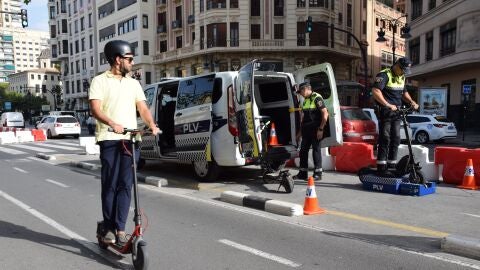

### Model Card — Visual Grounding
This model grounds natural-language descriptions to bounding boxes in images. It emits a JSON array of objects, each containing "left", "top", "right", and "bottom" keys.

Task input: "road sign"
[
  {"left": 4, "top": 101, "right": 11, "bottom": 110},
  {"left": 463, "top": 85, "right": 472, "bottom": 95}
]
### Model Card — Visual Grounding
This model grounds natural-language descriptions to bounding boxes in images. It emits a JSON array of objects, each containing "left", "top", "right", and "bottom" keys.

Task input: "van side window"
[
  {"left": 144, "top": 86, "right": 155, "bottom": 107},
  {"left": 236, "top": 66, "right": 252, "bottom": 105},
  {"left": 177, "top": 74, "right": 215, "bottom": 110},
  {"left": 212, "top": 78, "right": 223, "bottom": 104},
  {"left": 305, "top": 72, "right": 332, "bottom": 99}
]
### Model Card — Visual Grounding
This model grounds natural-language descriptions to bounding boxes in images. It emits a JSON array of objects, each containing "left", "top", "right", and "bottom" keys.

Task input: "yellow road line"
[{"left": 327, "top": 210, "right": 449, "bottom": 238}]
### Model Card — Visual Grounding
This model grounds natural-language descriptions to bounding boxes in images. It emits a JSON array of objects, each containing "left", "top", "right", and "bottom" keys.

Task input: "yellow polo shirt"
[{"left": 89, "top": 70, "right": 146, "bottom": 142}]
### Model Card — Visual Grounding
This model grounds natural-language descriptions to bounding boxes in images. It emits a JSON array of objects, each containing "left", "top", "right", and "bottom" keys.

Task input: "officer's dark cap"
[
  {"left": 394, "top": 57, "right": 412, "bottom": 75},
  {"left": 296, "top": 82, "right": 311, "bottom": 93}
]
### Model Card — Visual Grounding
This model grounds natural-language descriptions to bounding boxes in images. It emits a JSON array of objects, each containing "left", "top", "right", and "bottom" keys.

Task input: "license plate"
[{"left": 362, "top": 135, "right": 374, "bottom": 140}]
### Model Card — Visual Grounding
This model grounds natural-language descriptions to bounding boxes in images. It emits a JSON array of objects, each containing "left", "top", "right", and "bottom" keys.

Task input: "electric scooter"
[
  {"left": 96, "top": 128, "right": 152, "bottom": 270},
  {"left": 359, "top": 105, "right": 425, "bottom": 185}
]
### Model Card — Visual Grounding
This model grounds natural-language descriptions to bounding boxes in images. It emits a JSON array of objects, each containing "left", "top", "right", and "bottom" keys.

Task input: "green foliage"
[
  {"left": 1, "top": 89, "right": 48, "bottom": 114},
  {"left": 23, "top": 0, "right": 31, "bottom": 4}
]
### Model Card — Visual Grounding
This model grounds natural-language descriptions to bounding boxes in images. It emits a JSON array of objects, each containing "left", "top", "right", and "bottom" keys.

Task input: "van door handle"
[{"left": 175, "top": 112, "right": 182, "bottom": 116}]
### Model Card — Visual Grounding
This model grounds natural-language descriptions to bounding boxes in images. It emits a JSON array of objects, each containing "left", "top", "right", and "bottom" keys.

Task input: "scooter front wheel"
[{"left": 132, "top": 241, "right": 149, "bottom": 270}]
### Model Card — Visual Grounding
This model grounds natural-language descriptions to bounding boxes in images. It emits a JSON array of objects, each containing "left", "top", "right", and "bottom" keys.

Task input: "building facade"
[
  {"left": 0, "top": 0, "right": 22, "bottom": 28},
  {"left": 48, "top": 0, "right": 98, "bottom": 117},
  {"left": 0, "top": 29, "right": 14, "bottom": 82},
  {"left": 406, "top": 0, "right": 480, "bottom": 129},
  {"left": 11, "top": 28, "right": 50, "bottom": 72}
]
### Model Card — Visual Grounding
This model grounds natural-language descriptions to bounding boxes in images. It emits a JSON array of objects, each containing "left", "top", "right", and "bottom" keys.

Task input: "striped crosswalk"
[{"left": 0, "top": 140, "right": 84, "bottom": 156}]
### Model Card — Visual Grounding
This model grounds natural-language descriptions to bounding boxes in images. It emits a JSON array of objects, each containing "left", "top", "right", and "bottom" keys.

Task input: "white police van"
[{"left": 139, "top": 60, "right": 342, "bottom": 181}]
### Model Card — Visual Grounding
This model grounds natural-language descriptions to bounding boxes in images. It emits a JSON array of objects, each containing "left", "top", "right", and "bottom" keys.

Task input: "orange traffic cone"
[
  {"left": 303, "top": 176, "right": 326, "bottom": 215},
  {"left": 458, "top": 159, "right": 479, "bottom": 190},
  {"left": 268, "top": 122, "right": 280, "bottom": 146}
]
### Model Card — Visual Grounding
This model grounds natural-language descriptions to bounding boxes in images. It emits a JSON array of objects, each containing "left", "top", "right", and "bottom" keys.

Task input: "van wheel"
[{"left": 192, "top": 160, "right": 220, "bottom": 182}]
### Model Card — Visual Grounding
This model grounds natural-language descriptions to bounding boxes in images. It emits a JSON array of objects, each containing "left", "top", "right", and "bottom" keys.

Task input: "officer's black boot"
[
  {"left": 294, "top": 170, "right": 308, "bottom": 180},
  {"left": 377, "top": 163, "right": 387, "bottom": 176},
  {"left": 313, "top": 169, "right": 323, "bottom": 181}
]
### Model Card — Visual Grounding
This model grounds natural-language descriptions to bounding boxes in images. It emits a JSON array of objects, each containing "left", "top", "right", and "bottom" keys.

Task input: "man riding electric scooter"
[
  {"left": 372, "top": 57, "right": 419, "bottom": 175},
  {"left": 89, "top": 40, "right": 160, "bottom": 246}
]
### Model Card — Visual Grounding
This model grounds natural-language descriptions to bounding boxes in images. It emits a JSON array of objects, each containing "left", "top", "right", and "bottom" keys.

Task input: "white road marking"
[
  {"left": 462, "top": 213, "right": 480, "bottom": 218},
  {"left": 0, "top": 147, "right": 27, "bottom": 155},
  {"left": 13, "top": 167, "right": 28, "bottom": 173},
  {"left": 34, "top": 143, "right": 81, "bottom": 151},
  {"left": 0, "top": 189, "right": 131, "bottom": 269},
  {"left": 53, "top": 141, "right": 81, "bottom": 147},
  {"left": 218, "top": 239, "right": 301, "bottom": 268},
  {"left": 9, "top": 144, "right": 56, "bottom": 153},
  {"left": 46, "top": 179, "right": 69, "bottom": 188}
]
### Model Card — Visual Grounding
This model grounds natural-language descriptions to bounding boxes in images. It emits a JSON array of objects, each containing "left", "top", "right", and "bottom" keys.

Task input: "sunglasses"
[{"left": 122, "top": 56, "right": 134, "bottom": 63}]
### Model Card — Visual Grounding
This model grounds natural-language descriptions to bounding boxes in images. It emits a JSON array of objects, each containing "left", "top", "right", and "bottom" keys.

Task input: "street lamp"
[
  {"left": 42, "top": 81, "right": 63, "bottom": 111},
  {"left": 376, "top": 14, "right": 411, "bottom": 60}
]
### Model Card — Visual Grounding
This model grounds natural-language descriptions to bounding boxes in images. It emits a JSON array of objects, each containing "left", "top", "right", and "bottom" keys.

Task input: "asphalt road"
[{"left": 1, "top": 139, "right": 479, "bottom": 269}]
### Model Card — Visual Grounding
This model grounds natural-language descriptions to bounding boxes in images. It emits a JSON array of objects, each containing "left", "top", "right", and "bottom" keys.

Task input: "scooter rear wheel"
[{"left": 132, "top": 241, "right": 149, "bottom": 270}]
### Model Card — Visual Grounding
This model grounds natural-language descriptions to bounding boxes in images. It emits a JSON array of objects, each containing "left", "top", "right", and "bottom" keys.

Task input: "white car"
[
  {"left": 362, "top": 108, "right": 413, "bottom": 141},
  {"left": 405, "top": 114, "right": 457, "bottom": 144},
  {"left": 36, "top": 115, "right": 81, "bottom": 139}
]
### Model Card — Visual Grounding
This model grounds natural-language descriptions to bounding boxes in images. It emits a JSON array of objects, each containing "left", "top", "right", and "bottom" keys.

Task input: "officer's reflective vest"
[
  {"left": 381, "top": 68, "right": 405, "bottom": 91},
  {"left": 302, "top": 92, "right": 322, "bottom": 125}
]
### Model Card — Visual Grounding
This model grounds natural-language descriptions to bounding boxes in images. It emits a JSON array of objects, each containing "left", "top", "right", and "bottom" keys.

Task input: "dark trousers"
[
  {"left": 377, "top": 108, "right": 401, "bottom": 165},
  {"left": 299, "top": 127, "right": 322, "bottom": 171},
  {"left": 99, "top": 140, "right": 139, "bottom": 232}
]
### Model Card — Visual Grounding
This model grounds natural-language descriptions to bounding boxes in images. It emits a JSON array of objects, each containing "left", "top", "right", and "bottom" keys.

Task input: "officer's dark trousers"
[
  {"left": 99, "top": 140, "right": 139, "bottom": 232},
  {"left": 299, "top": 127, "right": 322, "bottom": 171},
  {"left": 377, "top": 108, "right": 401, "bottom": 167}
]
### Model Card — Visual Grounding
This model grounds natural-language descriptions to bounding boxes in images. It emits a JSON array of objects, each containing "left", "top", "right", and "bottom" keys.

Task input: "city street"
[{"left": 0, "top": 138, "right": 479, "bottom": 269}]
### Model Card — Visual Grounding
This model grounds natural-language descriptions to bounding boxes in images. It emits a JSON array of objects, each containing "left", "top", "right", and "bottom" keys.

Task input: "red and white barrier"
[{"left": 0, "top": 131, "right": 18, "bottom": 144}]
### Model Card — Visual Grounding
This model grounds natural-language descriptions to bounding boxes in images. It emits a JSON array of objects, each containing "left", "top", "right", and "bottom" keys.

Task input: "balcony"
[
  {"left": 157, "top": 25, "right": 167, "bottom": 34},
  {"left": 187, "top": 15, "right": 195, "bottom": 24},
  {"left": 171, "top": 20, "right": 182, "bottom": 30}
]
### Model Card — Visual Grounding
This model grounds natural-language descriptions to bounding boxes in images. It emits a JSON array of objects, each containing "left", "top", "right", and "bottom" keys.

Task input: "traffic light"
[
  {"left": 306, "top": 16, "right": 313, "bottom": 33},
  {"left": 20, "top": 9, "right": 28, "bottom": 28}
]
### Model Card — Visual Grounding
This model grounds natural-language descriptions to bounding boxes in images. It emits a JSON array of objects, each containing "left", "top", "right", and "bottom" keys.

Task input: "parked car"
[
  {"left": 36, "top": 115, "right": 81, "bottom": 139},
  {"left": 340, "top": 106, "right": 377, "bottom": 144},
  {"left": 1, "top": 112, "right": 25, "bottom": 128},
  {"left": 405, "top": 114, "right": 457, "bottom": 144},
  {"left": 362, "top": 108, "right": 413, "bottom": 141}
]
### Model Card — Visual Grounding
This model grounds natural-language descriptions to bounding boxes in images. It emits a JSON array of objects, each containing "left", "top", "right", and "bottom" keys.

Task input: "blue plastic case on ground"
[
  {"left": 399, "top": 182, "right": 436, "bottom": 196},
  {"left": 359, "top": 174, "right": 404, "bottom": 194}
]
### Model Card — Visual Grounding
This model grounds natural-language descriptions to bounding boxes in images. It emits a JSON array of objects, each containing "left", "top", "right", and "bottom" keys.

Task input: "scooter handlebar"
[{"left": 107, "top": 127, "right": 163, "bottom": 135}]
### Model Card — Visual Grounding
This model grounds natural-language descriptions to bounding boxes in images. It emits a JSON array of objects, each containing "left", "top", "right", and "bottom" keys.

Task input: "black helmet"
[
  {"left": 394, "top": 57, "right": 412, "bottom": 75},
  {"left": 104, "top": 40, "right": 133, "bottom": 65}
]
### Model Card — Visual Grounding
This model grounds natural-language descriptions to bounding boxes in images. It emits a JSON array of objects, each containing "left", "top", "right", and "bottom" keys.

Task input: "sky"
[{"left": 24, "top": 0, "right": 49, "bottom": 32}]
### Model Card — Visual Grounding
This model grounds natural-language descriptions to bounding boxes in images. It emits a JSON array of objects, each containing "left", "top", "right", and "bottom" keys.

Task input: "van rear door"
[
  {"left": 294, "top": 63, "right": 343, "bottom": 147},
  {"left": 173, "top": 74, "right": 215, "bottom": 161},
  {"left": 234, "top": 60, "right": 263, "bottom": 158}
]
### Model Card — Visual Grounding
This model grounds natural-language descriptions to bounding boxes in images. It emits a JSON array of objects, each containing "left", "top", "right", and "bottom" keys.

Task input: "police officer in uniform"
[
  {"left": 295, "top": 82, "right": 329, "bottom": 180},
  {"left": 372, "top": 57, "right": 419, "bottom": 173}
]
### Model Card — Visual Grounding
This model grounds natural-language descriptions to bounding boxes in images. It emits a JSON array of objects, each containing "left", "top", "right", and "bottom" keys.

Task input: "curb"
[
  {"left": 144, "top": 176, "right": 168, "bottom": 187},
  {"left": 441, "top": 234, "right": 480, "bottom": 260},
  {"left": 36, "top": 153, "right": 56, "bottom": 160},
  {"left": 70, "top": 161, "right": 99, "bottom": 171},
  {"left": 220, "top": 191, "right": 303, "bottom": 216}
]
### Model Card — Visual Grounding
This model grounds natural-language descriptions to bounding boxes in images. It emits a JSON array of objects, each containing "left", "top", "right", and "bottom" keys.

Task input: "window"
[
  {"left": 274, "top": 0, "right": 283, "bottom": 16},
  {"left": 145, "top": 72, "right": 151, "bottom": 84},
  {"left": 143, "top": 40, "right": 149, "bottom": 55},
  {"left": 425, "top": 31, "right": 433, "bottom": 61},
  {"left": 346, "top": 3, "right": 352, "bottom": 27},
  {"left": 89, "top": 34, "right": 93, "bottom": 49},
  {"left": 428, "top": 0, "right": 436, "bottom": 10},
  {"left": 117, "top": 0, "right": 137, "bottom": 10},
  {"left": 44, "top": 75, "right": 48, "bottom": 80},
  {"left": 76, "top": 60, "right": 80, "bottom": 73},
  {"left": 81, "top": 38, "right": 85, "bottom": 51},
  {"left": 49, "top": 6, "right": 55, "bottom": 19},
  {"left": 409, "top": 37, "right": 420, "bottom": 65},
  {"left": 75, "top": 40, "right": 79, "bottom": 53},
  {"left": 80, "top": 17, "right": 85, "bottom": 31},
  {"left": 251, "top": 24, "right": 260, "bottom": 39},
  {"left": 200, "top": 26, "right": 205, "bottom": 49},
  {"left": 207, "top": 23, "right": 227, "bottom": 47},
  {"left": 74, "top": 20, "right": 78, "bottom": 33},
  {"left": 176, "top": 74, "right": 215, "bottom": 110},
  {"left": 440, "top": 20, "right": 456, "bottom": 56},
  {"left": 309, "top": 0, "right": 328, "bottom": 8},
  {"left": 118, "top": 16, "right": 137, "bottom": 35},
  {"left": 31, "top": 74, "right": 34, "bottom": 79},
  {"left": 131, "top": 42, "right": 139, "bottom": 56},
  {"left": 99, "top": 24, "right": 116, "bottom": 42},
  {"left": 274, "top": 24, "right": 284, "bottom": 39},
  {"left": 297, "top": 22, "right": 306, "bottom": 46},
  {"left": 99, "top": 52, "right": 107, "bottom": 65},
  {"left": 98, "top": 1, "right": 115, "bottom": 19},
  {"left": 176, "top": 36, "right": 183, "bottom": 49},
  {"left": 142, "top": 15, "right": 148, "bottom": 28},
  {"left": 88, "top": 13, "right": 92, "bottom": 27},
  {"left": 160, "top": 40, "right": 167, "bottom": 52},
  {"left": 251, "top": 0, "right": 260, "bottom": 16},
  {"left": 230, "top": 0, "right": 238, "bottom": 8},
  {"left": 411, "top": 0, "right": 422, "bottom": 20},
  {"left": 230, "top": 22, "right": 239, "bottom": 47}
]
